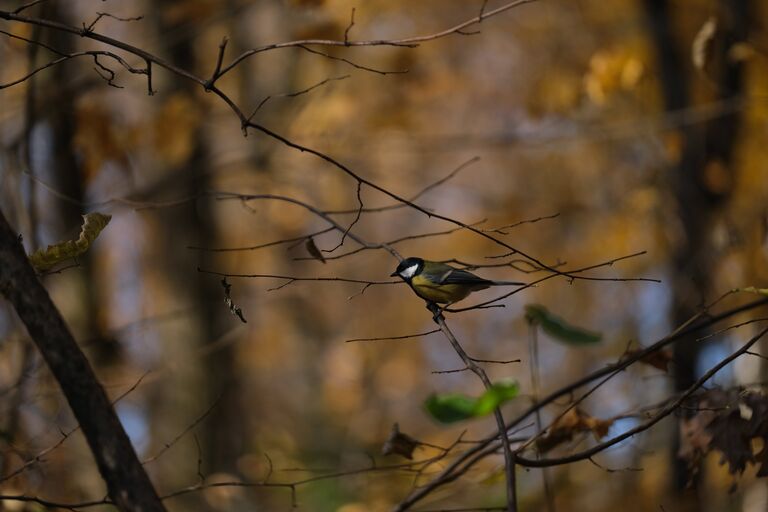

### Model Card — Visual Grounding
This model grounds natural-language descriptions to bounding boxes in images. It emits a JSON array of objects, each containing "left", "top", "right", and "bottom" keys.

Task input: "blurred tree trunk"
[
  {"left": 644, "top": 0, "right": 747, "bottom": 507},
  {"left": 156, "top": 0, "right": 245, "bottom": 481},
  {"left": 44, "top": 2, "right": 115, "bottom": 363}
]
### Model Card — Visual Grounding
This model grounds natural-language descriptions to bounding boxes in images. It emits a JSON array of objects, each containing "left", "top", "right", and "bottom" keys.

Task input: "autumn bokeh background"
[{"left": 1, "top": 0, "right": 768, "bottom": 510}]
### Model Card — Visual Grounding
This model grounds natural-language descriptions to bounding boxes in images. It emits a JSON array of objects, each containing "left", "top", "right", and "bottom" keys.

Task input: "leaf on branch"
[
  {"left": 536, "top": 407, "right": 614, "bottom": 453},
  {"left": 525, "top": 304, "right": 602, "bottom": 345},
  {"left": 381, "top": 423, "right": 419, "bottom": 459},
  {"left": 221, "top": 278, "right": 247, "bottom": 323},
  {"left": 424, "top": 379, "right": 519, "bottom": 424},
  {"left": 305, "top": 237, "right": 326, "bottom": 264},
  {"left": 28, "top": 212, "right": 111, "bottom": 271},
  {"left": 679, "top": 388, "right": 768, "bottom": 481},
  {"left": 625, "top": 347, "right": 673, "bottom": 372}
]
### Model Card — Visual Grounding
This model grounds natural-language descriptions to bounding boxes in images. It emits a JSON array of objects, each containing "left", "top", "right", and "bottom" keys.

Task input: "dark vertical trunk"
[
  {"left": 644, "top": 0, "right": 747, "bottom": 505},
  {"left": 45, "top": 3, "right": 110, "bottom": 359},
  {"left": 157, "top": 0, "right": 244, "bottom": 478}
]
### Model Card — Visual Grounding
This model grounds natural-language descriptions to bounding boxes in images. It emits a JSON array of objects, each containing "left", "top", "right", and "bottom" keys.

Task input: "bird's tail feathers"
[{"left": 490, "top": 280, "right": 525, "bottom": 286}]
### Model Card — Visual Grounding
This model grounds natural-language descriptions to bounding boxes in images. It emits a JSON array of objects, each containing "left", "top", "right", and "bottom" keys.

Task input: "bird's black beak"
[{"left": 390, "top": 271, "right": 399, "bottom": 277}]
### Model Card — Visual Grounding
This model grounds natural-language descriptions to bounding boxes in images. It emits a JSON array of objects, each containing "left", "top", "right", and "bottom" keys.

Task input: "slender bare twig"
[
  {"left": 204, "top": 36, "right": 228, "bottom": 90},
  {"left": 297, "top": 44, "right": 408, "bottom": 75},
  {"left": 344, "top": 7, "right": 356, "bottom": 45},
  {"left": 345, "top": 329, "right": 440, "bottom": 343},
  {"left": 430, "top": 307, "right": 517, "bottom": 512},
  {"left": 197, "top": 268, "right": 398, "bottom": 289},
  {"left": 247, "top": 74, "right": 350, "bottom": 119},
  {"left": 296, "top": 220, "right": 488, "bottom": 261},
  {"left": 324, "top": 156, "right": 481, "bottom": 214},
  {"left": 448, "top": 251, "right": 659, "bottom": 313},
  {"left": 12, "top": 0, "right": 51, "bottom": 15},
  {"left": 187, "top": 227, "right": 336, "bottom": 253},
  {"left": 216, "top": 0, "right": 538, "bottom": 78},
  {"left": 82, "top": 11, "right": 143, "bottom": 33},
  {"left": 143, "top": 395, "right": 223, "bottom": 464}
]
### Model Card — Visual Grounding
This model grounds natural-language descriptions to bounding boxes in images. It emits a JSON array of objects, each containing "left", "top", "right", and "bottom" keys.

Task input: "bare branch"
[
  {"left": 204, "top": 36, "right": 228, "bottom": 90},
  {"left": 82, "top": 11, "right": 143, "bottom": 34},
  {"left": 344, "top": 7, "right": 356, "bottom": 45},
  {"left": 247, "top": 74, "right": 350, "bottom": 120},
  {"left": 187, "top": 227, "right": 335, "bottom": 253},
  {"left": 197, "top": 268, "right": 398, "bottom": 288},
  {"left": 12, "top": 0, "right": 51, "bottom": 15},
  {"left": 297, "top": 44, "right": 408, "bottom": 75},
  {"left": 143, "top": 395, "right": 222, "bottom": 465},
  {"left": 345, "top": 329, "right": 440, "bottom": 343},
  {"left": 324, "top": 181, "right": 363, "bottom": 252},
  {"left": 218, "top": 0, "right": 538, "bottom": 78}
]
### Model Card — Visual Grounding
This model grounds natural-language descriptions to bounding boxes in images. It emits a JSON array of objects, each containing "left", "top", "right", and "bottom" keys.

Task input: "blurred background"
[{"left": 1, "top": 0, "right": 768, "bottom": 510}]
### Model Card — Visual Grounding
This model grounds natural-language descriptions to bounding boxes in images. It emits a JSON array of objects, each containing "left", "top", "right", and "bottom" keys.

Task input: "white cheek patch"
[{"left": 400, "top": 264, "right": 419, "bottom": 279}]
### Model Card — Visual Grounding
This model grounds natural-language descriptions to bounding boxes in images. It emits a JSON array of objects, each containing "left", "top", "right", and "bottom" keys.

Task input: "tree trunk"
[{"left": 0, "top": 210, "right": 166, "bottom": 512}]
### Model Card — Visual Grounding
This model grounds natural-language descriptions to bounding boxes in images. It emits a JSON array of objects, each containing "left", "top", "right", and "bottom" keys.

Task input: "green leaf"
[
  {"left": 425, "top": 380, "right": 520, "bottom": 424},
  {"left": 28, "top": 212, "right": 112, "bottom": 272},
  {"left": 525, "top": 304, "right": 602, "bottom": 345},
  {"left": 425, "top": 393, "right": 478, "bottom": 423},
  {"left": 474, "top": 379, "right": 520, "bottom": 416}
]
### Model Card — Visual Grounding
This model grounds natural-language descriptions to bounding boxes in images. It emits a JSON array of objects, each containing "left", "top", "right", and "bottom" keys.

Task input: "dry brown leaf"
[
  {"left": 537, "top": 407, "right": 613, "bottom": 453},
  {"left": 381, "top": 423, "right": 419, "bottom": 460},
  {"left": 679, "top": 389, "right": 768, "bottom": 480},
  {"left": 305, "top": 237, "right": 326, "bottom": 264},
  {"left": 626, "top": 347, "right": 673, "bottom": 372}
]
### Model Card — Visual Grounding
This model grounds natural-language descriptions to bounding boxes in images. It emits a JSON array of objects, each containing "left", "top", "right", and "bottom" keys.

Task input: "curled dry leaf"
[
  {"left": 28, "top": 212, "right": 111, "bottom": 271},
  {"left": 221, "top": 278, "right": 247, "bottom": 323},
  {"left": 382, "top": 423, "right": 419, "bottom": 460},
  {"left": 305, "top": 237, "right": 326, "bottom": 264},
  {"left": 625, "top": 347, "right": 673, "bottom": 372},
  {"left": 536, "top": 407, "right": 614, "bottom": 453}
]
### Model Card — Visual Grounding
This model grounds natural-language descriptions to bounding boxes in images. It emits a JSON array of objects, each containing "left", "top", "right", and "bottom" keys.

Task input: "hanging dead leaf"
[
  {"left": 305, "top": 237, "right": 326, "bottom": 264},
  {"left": 221, "top": 278, "right": 247, "bottom": 323},
  {"left": 381, "top": 423, "right": 419, "bottom": 460},
  {"left": 28, "top": 213, "right": 111, "bottom": 272},
  {"left": 625, "top": 347, "right": 673, "bottom": 372},
  {"left": 536, "top": 407, "right": 613, "bottom": 453}
]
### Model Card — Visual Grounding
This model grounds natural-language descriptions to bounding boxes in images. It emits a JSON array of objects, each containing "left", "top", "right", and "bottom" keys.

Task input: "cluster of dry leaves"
[{"left": 679, "top": 388, "right": 768, "bottom": 487}]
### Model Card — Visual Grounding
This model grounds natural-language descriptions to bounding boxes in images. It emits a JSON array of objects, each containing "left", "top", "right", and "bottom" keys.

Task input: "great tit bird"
[{"left": 390, "top": 257, "right": 525, "bottom": 306}]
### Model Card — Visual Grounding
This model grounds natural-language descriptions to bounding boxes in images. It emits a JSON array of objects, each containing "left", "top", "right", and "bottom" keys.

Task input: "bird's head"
[{"left": 390, "top": 257, "right": 424, "bottom": 281}]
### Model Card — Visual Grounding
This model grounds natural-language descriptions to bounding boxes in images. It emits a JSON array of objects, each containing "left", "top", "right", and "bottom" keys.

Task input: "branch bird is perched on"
[{"left": 391, "top": 257, "right": 524, "bottom": 307}]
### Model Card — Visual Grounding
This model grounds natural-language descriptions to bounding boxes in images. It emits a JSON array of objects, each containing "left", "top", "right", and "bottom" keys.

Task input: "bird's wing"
[{"left": 431, "top": 267, "right": 492, "bottom": 286}]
